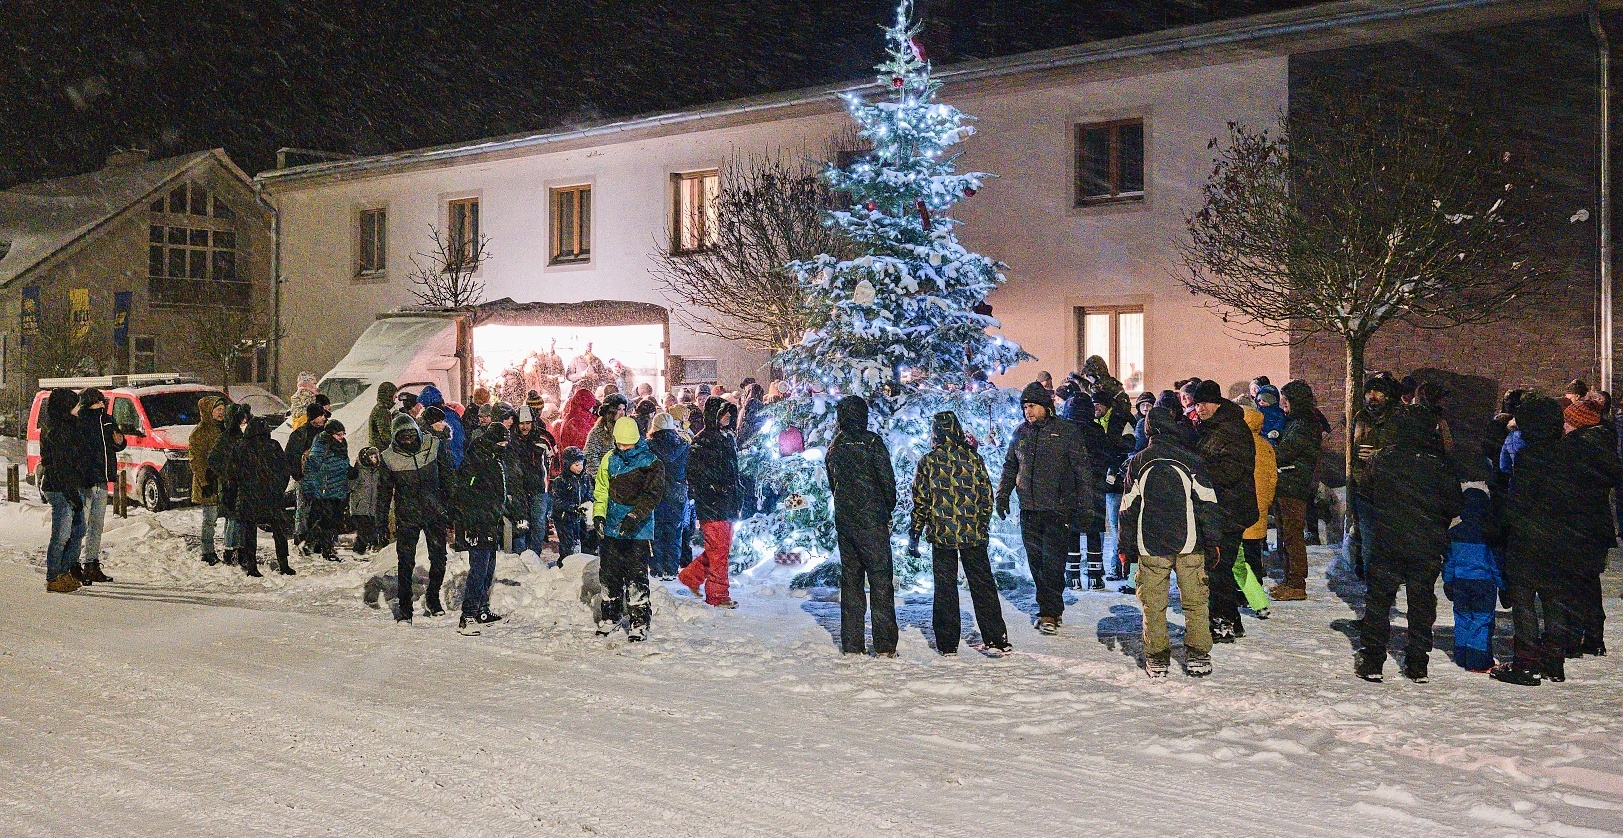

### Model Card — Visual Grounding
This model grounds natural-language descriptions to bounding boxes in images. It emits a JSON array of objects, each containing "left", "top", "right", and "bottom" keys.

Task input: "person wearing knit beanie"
[
  {"left": 593, "top": 414, "right": 664, "bottom": 641},
  {"left": 1192, "top": 379, "right": 1223, "bottom": 405},
  {"left": 1565, "top": 400, "right": 1602, "bottom": 431},
  {"left": 526, "top": 390, "right": 545, "bottom": 412}
]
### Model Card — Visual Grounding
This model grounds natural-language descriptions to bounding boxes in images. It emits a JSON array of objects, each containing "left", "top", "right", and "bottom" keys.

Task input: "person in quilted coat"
[{"left": 911, "top": 411, "right": 1009, "bottom": 656}]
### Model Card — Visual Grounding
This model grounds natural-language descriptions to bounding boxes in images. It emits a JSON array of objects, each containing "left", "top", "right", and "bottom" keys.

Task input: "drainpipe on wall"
[
  {"left": 1593, "top": 9, "right": 1613, "bottom": 392},
  {"left": 252, "top": 181, "right": 282, "bottom": 393}
]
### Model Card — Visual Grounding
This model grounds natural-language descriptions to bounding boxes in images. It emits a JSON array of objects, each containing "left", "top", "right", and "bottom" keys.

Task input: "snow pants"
[
  {"left": 651, "top": 486, "right": 688, "bottom": 577},
  {"left": 930, "top": 544, "right": 1007, "bottom": 653},
  {"left": 1234, "top": 542, "right": 1271, "bottom": 614},
  {"left": 1138, "top": 551, "right": 1211, "bottom": 656},
  {"left": 678, "top": 519, "right": 733, "bottom": 605},
  {"left": 1208, "top": 530, "right": 1244, "bottom": 631},
  {"left": 837, "top": 524, "right": 898, "bottom": 655},
  {"left": 554, "top": 514, "right": 582, "bottom": 559},
  {"left": 1020, "top": 510, "right": 1071, "bottom": 620},
  {"left": 599, "top": 537, "right": 652, "bottom": 631},
  {"left": 1443, "top": 577, "right": 1498, "bottom": 671},
  {"left": 396, "top": 523, "right": 448, "bottom": 618},
  {"left": 1358, "top": 550, "right": 1442, "bottom": 661},
  {"left": 463, "top": 546, "right": 495, "bottom": 617}
]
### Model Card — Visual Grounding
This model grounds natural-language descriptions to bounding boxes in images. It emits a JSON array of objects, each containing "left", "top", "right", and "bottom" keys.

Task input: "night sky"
[{"left": 0, "top": 0, "right": 1310, "bottom": 188}]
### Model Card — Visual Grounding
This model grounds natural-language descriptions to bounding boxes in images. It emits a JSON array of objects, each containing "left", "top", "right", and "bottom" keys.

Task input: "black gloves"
[
  {"left": 995, "top": 496, "right": 1011, "bottom": 520},
  {"left": 616, "top": 514, "right": 643, "bottom": 538}
]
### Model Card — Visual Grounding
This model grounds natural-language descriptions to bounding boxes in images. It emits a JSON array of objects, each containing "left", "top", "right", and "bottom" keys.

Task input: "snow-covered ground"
[{"left": 2, "top": 499, "right": 1622, "bottom": 837}]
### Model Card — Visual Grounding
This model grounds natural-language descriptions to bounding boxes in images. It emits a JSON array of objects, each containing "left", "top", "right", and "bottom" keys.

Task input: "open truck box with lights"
[{"left": 279, "top": 299, "right": 669, "bottom": 458}]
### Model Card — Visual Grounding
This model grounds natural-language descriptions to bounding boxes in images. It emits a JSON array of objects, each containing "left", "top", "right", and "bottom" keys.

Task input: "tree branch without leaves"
[
  {"left": 408, "top": 225, "right": 489, "bottom": 309},
  {"left": 651, "top": 149, "right": 860, "bottom": 352}
]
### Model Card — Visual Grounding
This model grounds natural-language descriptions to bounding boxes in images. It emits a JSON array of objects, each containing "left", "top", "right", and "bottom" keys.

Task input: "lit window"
[
  {"left": 672, "top": 170, "right": 719, "bottom": 254},
  {"left": 551, "top": 185, "right": 591, "bottom": 263},
  {"left": 1075, "top": 120, "right": 1145, "bottom": 205},
  {"left": 1077, "top": 306, "right": 1145, "bottom": 393}
]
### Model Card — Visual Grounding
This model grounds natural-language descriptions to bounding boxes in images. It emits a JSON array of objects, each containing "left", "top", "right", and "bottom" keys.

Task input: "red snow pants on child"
[{"left": 678, "top": 520, "right": 733, "bottom": 605}]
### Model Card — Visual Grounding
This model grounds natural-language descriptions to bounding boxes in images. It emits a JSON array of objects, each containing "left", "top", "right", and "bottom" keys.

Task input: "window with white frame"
[
  {"left": 1076, "top": 306, "right": 1144, "bottom": 393},
  {"left": 671, "top": 170, "right": 719, "bottom": 254},
  {"left": 550, "top": 185, "right": 591, "bottom": 263},
  {"left": 1075, "top": 119, "right": 1145, "bottom": 206},
  {"left": 357, "top": 207, "right": 387, "bottom": 276}
]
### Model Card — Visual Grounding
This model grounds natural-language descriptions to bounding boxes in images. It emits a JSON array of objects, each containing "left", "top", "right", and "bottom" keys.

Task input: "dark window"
[
  {"left": 1075, "top": 119, "right": 1146, "bottom": 205},
  {"left": 141, "top": 390, "right": 223, "bottom": 428},
  {"left": 213, "top": 197, "right": 235, "bottom": 219},
  {"left": 168, "top": 187, "right": 187, "bottom": 214},
  {"left": 357, "top": 208, "right": 386, "bottom": 275},
  {"left": 149, "top": 246, "right": 164, "bottom": 277},
  {"left": 551, "top": 185, "right": 591, "bottom": 263},
  {"left": 131, "top": 338, "right": 157, "bottom": 375},
  {"left": 149, "top": 198, "right": 165, "bottom": 213}
]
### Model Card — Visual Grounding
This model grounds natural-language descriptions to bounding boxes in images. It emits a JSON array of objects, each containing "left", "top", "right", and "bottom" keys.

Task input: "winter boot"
[
  {"left": 1580, "top": 637, "right": 1608, "bottom": 657},
  {"left": 202, "top": 552, "right": 220, "bottom": 566},
  {"left": 86, "top": 562, "right": 112, "bottom": 583},
  {"left": 457, "top": 615, "right": 481, "bottom": 636},
  {"left": 277, "top": 557, "right": 296, "bottom": 576},
  {"left": 1087, "top": 571, "right": 1105, "bottom": 591},
  {"left": 1269, "top": 582, "right": 1307, "bottom": 601},
  {"left": 595, "top": 619, "right": 617, "bottom": 637},
  {"left": 1144, "top": 652, "right": 1170, "bottom": 678},
  {"left": 70, "top": 565, "right": 92, "bottom": 587},
  {"left": 242, "top": 554, "right": 263, "bottom": 578},
  {"left": 1184, "top": 652, "right": 1212, "bottom": 677},
  {"left": 1210, "top": 618, "right": 1237, "bottom": 644},
  {"left": 1489, "top": 663, "right": 1541, "bottom": 686},
  {"left": 46, "top": 574, "right": 81, "bottom": 593},
  {"left": 1064, "top": 563, "right": 1081, "bottom": 590},
  {"left": 1035, "top": 616, "right": 1059, "bottom": 636},
  {"left": 423, "top": 597, "right": 446, "bottom": 618},
  {"left": 1544, "top": 656, "right": 1566, "bottom": 683},
  {"left": 627, "top": 624, "right": 648, "bottom": 642},
  {"left": 222, "top": 548, "right": 238, "bottom": 567},
  {"left": 1403, "top": 653, "right": 1429, "bottom": 684},
  {"left": 1354, "top": 649, "right": 1384, "bottom": 682}
]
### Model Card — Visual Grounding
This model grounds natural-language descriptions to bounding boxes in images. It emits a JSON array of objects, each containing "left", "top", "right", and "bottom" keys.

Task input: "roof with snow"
[
  {"left": 0, "top": 149, "right": 251, "bottom": 288},
  {"left": 253, "top": 0, "right": 1593, "bottom": 188}
]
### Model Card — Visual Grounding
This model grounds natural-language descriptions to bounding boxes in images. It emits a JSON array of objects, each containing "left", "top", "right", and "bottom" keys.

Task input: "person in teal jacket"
[
  {"left": 592, "top": 417, "right": 665, "bottom": 641},
  {"left": 301, "top": 420, "right": 353, "bottom": 561}
]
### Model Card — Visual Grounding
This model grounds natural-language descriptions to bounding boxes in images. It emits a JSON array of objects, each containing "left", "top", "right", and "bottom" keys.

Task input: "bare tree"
[
  {"left": 651, "top": 149, "right": 860, "bottom": 352},
  {"left": 1180, "top": 81, "right": 1558, "bottom": 479},
  {"left": 407, "top": 225, "right": 489, "bottom": 309},
  {"left": 185, "top": 305, "right": 281, "bottom": 390}
]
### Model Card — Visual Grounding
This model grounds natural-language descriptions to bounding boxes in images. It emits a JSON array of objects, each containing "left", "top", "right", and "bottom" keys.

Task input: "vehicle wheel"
[{"left": 138, "top": 467, "right": 168, "bottom": 512}]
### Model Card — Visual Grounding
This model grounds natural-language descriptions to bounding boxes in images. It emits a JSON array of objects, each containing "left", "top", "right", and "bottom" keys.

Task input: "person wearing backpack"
[
  {"left": 1119, "top": 406, "right": 1224, "bottom": 678},
  {"left": 910, "top": 411, "right": 1010, "bottom": 656}
]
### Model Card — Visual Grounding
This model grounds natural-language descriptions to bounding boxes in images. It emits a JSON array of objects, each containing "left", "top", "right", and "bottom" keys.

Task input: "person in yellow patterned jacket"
[{"left": 910, "top": 411, "right": 1011, "bottom": 656}]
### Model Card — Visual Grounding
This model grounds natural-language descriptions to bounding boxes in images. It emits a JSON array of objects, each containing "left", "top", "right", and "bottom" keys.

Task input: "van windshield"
[
  {"left": 140, "top": 391, "right": 224, "bottom": 429},
  {"left": 319, "top": 378, "right": 369, "bottom": 412}
]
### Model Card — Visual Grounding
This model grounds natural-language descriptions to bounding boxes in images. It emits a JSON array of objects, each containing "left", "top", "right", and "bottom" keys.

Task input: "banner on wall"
[
  {"left": 113, "top": 291, "right": 131, "bottom": 348},
  {"left": 70, "top": 288, "right": 91, "bottom": 342},
  {"left": 19, "top": 285, "right": 40, "bottom": 348}
]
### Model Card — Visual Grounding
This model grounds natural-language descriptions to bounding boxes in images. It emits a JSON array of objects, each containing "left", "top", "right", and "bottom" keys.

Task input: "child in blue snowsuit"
[
  {"left": 1444, "top": 482, "right": 1502, "bottom": 672},
  {"left": 1255, "top": 384, "right": 1286, "bottom": 448}
]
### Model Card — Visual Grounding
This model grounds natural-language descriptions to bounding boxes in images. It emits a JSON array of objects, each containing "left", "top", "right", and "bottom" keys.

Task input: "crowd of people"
[{"left": 36, "top": 359, "right": 1621, "bottom": 684}]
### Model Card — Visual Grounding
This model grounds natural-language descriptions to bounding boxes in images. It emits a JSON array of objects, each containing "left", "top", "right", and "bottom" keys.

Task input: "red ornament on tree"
[
  {"left": 864, "top": 199, "right": 877, "bottom": 212},
  {"left": 777, "top": 427, "right": 805, "bottom": 457},
  {"left": 916, "top": 199, "right": 932, "bottom": 231},
  {"left": 890, "top": 76, "right": 904, "bottom": 88},
  {"left": 964, "top": 187, "right": 976, "bottom": 197}
]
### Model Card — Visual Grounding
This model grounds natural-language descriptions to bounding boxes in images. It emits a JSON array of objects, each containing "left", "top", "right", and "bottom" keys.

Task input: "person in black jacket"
[
  {"left": 40, "top": 388, "right": 88, "bottom": 592},
  {"left": 824, "top": 396, "right": 899, "bottom": 656},
  {"left": 1492, "top": 396, "right": 1622, "bottom": 685},
  {"left": 998, "top": 381, "right": 1092, "bottom": 635},
  {"left": 1191, "top": 380, "right": 1259, "bottom": 643},
  {"left": 73, "top": 387, "right": 126, "bottom": 584},
  {"left": 209, "top": 403, "right": 251, "bottom": 566},
  {"left": 1354, "top": 410, "right": 1463, "bottom": 683},
  {"left": 1272, "top": 380, "right": 1323, "bottom": 600},
  {"left": 381, "top": 413, "right": 453, "bottom": 622},
  {"left": 1562, "top": 399, "right": 1621, "bottom": 658},
  {"left": 513, "top": 406, "right": 556, "bottom": 556},
  {"left": 680, "top": 397, "right": 743, "bottom": 607},
  {"left": 226, "top": 416, "right": 296, "bottom": 578},
  {"left": 285, "top": 404, "right": 327, "bottom": 550},
  {"left": 452, "top": 422, "right": 525, "bottom": 634},
  {"left": 551, "top": 446, "right": 593, "bottom": 559},
  {"left": 1120, "top": 407, "right": 1223, "bottom": 677},
  {"left": 1061, "top": 395, "right": 1110, "bottom": 590}
]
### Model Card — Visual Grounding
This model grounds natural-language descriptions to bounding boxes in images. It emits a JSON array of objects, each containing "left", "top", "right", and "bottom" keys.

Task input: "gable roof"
[
  {"left": 0, "top": 148, "right": 252, "bottom": 288},
  {"left": 254, "top": 0, "right": 1597, "bottom": 189}
]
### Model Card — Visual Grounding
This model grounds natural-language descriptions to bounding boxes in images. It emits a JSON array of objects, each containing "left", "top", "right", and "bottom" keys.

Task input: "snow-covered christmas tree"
[{"left": 734, "top": 0, "right": 1030, "bottom": 583}]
